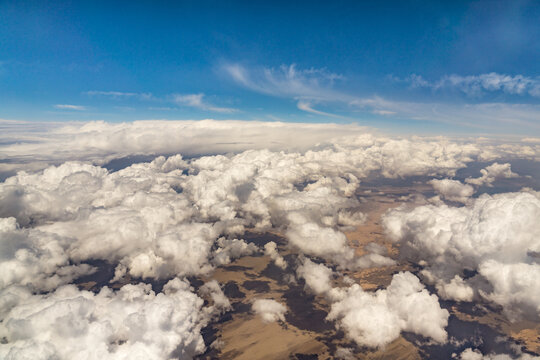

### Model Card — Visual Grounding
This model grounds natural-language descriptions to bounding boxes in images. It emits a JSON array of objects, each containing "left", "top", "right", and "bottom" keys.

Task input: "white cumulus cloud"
[
  {"left": 429, "top": 178, "right": 475, "bottom": 203},
  {"left": 327, "top": 272, "right": 449, "bottom": 348},
  {"left": 252, "top": 299, "right": 287, "bottom": 323},
  {"left": 0, "top": 279, "right": 207, "bottom": 360},
  {"left": 465, "top": 162, "right": 519, "bottom": 187},
  {"left": 383, "top": 191, "right": 540, "bottom": 320}
]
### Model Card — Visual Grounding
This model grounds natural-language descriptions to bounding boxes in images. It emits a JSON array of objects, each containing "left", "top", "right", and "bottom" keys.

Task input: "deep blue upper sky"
[{"left": 1, "top": 1, "right": 539, "bottom": 134}]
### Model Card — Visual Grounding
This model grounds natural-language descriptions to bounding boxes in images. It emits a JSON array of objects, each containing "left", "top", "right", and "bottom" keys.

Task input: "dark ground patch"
[
  {"left": 232, "top": 301, "right": 252, "bottom": 314},
  {"left": 103, "top": 155, "right": 159, "bottom": 172},
  {"left": 223, "top": 281, "right": 246, "bottom": 299},
  {"left": 260, "top": 262, "right": 290, "bottom": 285},
  {"left": 223, "top": 265, "right": 252, "bottom": 272},
  {"left": 283, "top": 285, "right": 334, "bottom": 333},
  {"left": 74, "top": 259, "right": 115, "bottom": 292},
  {"left": 193, "top": 324, "right": 220, "bottom": 360},
  {"left": 291, "top": 353, "right": 318, "bottom": 360},
  {"left": 243, "top": 231, "right": 287, "bottom": 247},
  {"left": 242, "top": 280, "right": 271, "bottom": 293},
  {"left": 404, "top": 315, "right": 529, "bottom": 359}
]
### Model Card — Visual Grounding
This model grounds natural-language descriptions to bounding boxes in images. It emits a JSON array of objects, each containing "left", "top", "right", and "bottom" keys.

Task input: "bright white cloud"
[
  {"left": 383, "top": 191, "right": 540, "bottom": 320},
  {"left": 7, "top": 120, "right": 534, "bottom": 181},
  {"left": 252, "top": 299, "right": 287, "bottom": 323},
  {"left": 296, "top": 258, "right": 334, "bottom": 295},
  {"left": 0, "top": 120, "right": 371, "bottom": 175},
  {"left": 429, "top": 178, "right": 475, "bottom": 203},
  {"left": 0, "top": 217, "right": 95, "bottom": 291},
  {"left": 465, "top": 162, "right": 519, "bottom": 187},
  {"left": 0, "top": 279, "right": 208, "bottom": 360},
  {"left": 212, "top": 238, "right": 259, "bottom": 266},
  {"left": 327, "top": 272, "right": 449, "bottom": 348},
  {"left": 264, "top": 241, "right": 287, "bottom": 269},
  {"left": 199, "top": 280, "right": 232, "bottom": 312},
  {"left": 295, "top": 260, "right": 447, "bottom": 348}
]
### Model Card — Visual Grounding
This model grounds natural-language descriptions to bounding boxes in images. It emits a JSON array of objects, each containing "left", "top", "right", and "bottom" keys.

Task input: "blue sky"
[{"left": 1, "top": 0, "right": 539, "bottom": 134}]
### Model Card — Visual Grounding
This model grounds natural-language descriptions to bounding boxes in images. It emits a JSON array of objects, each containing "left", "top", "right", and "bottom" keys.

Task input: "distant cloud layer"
[{"left": 1, "top": 120, "right": 538, "bottom": 178}]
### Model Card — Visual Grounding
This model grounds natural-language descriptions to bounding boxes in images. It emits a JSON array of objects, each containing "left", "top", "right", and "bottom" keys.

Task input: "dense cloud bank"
[
  {"left": 1, "top": 121, "right": 539, "bottom": 358},
  {"left": 1, "top": 120, "right": 539, "bottom": 178},
  {"left": 0, "top": 120, "right": 365, "bottom": 176},
  {"left": 384, "top": 191, "right": 540, "bottom": 320}
]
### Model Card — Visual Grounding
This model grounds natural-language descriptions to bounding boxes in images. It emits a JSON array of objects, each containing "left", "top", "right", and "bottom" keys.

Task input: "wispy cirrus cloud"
[
  {"left": 225, "top": 63, "right": 344, "bottom": 99},
  {"left": 84, "top": 90, "right": 236, "bottom": 113},
  {"left": 172, "top": 93, "right": 237, "bottom": 113},
  {"left": 225, "top": 63, "right": 540, "bottom": 133},
  {"left": 85, "top": 90, "right": 154, "bottom": 100},
  {"left": 399, "top": 72, "right": 540, "bottom": 98},
  {"left": 53, "top": 104, "right": 87, "bottom": 111},
  {"left": 297, "top": 100, "right": 347, "bottom": 118},
  {"left": 225, "top": 63, "right": 348, "bottom": 116}
]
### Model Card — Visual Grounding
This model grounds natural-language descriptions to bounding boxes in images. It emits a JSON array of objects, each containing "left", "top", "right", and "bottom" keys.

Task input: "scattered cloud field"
[{"left": 0, "top": 120, "right": 538, "bottom": 359}]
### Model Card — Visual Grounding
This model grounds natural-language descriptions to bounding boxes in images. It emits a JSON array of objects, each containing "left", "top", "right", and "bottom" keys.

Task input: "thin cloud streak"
[
  {"left": 85, "top": 90, "right": 154, "bottom": 100},
  {"left": 172, "top": 93, "right": 237, "bottom": 113},
  {"left": 83, "top": 90, "right": 236, "bottom": 113},
  {"left": 224, "top": 63, "right": 349, "bottom": 101},
  {"left": 297, "top": 100, "right": 346, "bottom": 118},
  {"left": 53, "top": 104, "right": 87, "bottom": 111}
]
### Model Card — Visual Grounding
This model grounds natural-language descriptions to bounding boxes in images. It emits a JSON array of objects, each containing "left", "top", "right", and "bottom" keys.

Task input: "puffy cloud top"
[
  {"left": 0, "top": 279, "right": 206, "bottom": 360},
  {"left": 429, "top": 178, "right": 475, "bottom": 203},
  {"left": 466, "top": 163, "right": 519, "bottom": 187},
  {"left": 252, "top": 299, "right": 287, "bottom": 323},
  {"left": 383, "top": 191, "right": 540, "bottom": 319},
  {"left": 327, "top": 272, "right": 449, "bottom": 348}
]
